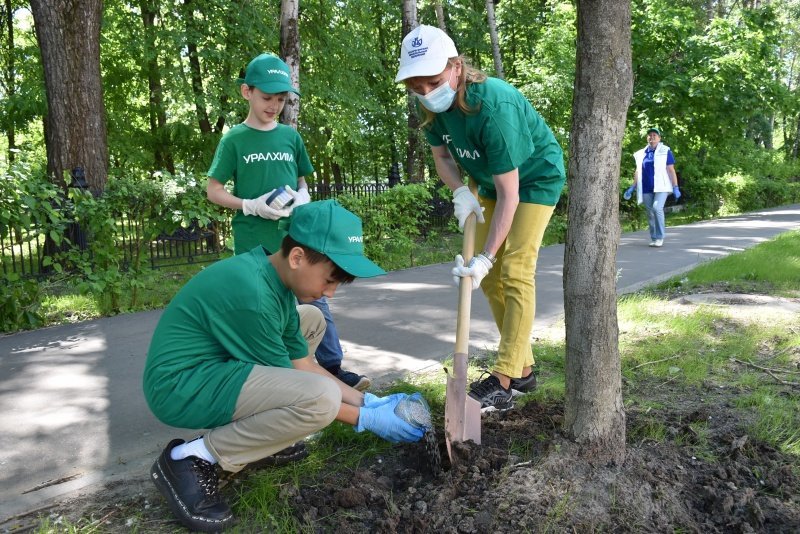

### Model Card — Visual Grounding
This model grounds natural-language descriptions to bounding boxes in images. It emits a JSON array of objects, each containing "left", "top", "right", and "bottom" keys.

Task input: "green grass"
[{"left": 657, "top": 229, "right": 800, "bottom": 296}]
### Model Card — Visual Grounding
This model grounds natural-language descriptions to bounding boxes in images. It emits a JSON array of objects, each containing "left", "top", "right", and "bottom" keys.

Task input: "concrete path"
[{"left": 1, "top": 204, "right": 799, "bottom": 523}]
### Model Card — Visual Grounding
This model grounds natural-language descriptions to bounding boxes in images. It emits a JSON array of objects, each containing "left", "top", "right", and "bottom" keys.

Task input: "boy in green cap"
[
  {"left": 144, "top": 200, "right": 424, "bottom": 532},
  {"left": 206, "top": 53, "right": 371, "bottom": 391}
]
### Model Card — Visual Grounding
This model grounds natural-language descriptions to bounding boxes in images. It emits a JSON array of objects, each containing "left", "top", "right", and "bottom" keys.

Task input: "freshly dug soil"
[{"left": 288, "top": 393, "right": 800, "bottom": 533}]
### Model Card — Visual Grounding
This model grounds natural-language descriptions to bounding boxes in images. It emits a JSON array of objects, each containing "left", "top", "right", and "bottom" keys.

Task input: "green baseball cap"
[
  {"left": 237, "top": 53, "right": 300, "bottom": 95},
  {"left": 288, "top": 200, "right": 385, "bottom": 278},
  {"left": 647, "top": 127, "right": 661, "bottom": 136}
]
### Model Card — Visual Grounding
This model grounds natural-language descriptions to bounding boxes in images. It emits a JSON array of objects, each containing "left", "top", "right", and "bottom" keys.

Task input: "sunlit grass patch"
[
  {"left": 735, "top": 388, "right": 800, "bottom": 459},
  {"left": 658, "top": 229, "right": 800, "bottom": 297}
]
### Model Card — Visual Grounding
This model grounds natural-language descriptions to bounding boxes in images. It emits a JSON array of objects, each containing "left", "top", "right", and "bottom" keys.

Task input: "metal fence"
[{"left": 1, "top": 183, "right": 448, "bottom": 279}]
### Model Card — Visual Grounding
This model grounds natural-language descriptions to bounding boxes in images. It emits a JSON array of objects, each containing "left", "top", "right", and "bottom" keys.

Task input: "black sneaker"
[
  {"left": 468, "top": 373, "right": 513, "bottom": 412},
  {"left": 510, "top": 371, "right": 537, "bottom": 396},
  {"left": 219, "top": 441, "right": 309, "bottom": 488},
  {"left": 336, "top": 369, "right": 371, "bottom": 391},
  {"left": 150, "top": 439, "right": 233, "bottom": 532}
]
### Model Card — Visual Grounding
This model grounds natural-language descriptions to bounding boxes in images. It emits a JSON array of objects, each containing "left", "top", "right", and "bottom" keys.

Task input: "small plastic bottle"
[
  {"left": 265, "top": 186, "right": 295, "bottom": 210},
  {"left": 394, "top": 393, "right": 432, "bottom": 430}
]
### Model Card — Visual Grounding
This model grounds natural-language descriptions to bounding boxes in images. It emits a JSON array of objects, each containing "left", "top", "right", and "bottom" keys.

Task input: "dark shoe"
[
  {"left": 510, "top": 371, "right": 538, "bottom": 396},
  {"left": 335, "top": 369, "right": 371, "bottom": 391},
  {"left": 245, "top": 441, "right": 309, "bottom": 469},
  {"left": 150, "top": 439, "right": 233, "bottom": 532},
  {"left": 218, "top": 441, "right": 309, "bottom": 488},
  {"left": 468, "top": 373, "right": 513, "bottom": 412}
]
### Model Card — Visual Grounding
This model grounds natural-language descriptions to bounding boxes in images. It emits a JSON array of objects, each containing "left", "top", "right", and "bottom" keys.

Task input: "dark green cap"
[
  {"left": 647, "top": 128, "right": 661, "bottom": 136},
  {"left": 237, "top": 54, "right": 300, "bottom": 95},
  {"left": 287, "top": 200, "right": 385, "bottom": 278}
]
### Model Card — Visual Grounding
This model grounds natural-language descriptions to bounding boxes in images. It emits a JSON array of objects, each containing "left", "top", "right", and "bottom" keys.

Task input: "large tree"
[
  {"left": 29, "top": 0, "right": 108, "bottom": 192},
  {"left": 563, "top": 0, "right": 632, "bottom": 464}
]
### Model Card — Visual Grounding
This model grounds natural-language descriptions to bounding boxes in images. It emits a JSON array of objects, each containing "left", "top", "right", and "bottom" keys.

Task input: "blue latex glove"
[
  {"left": 672, "top": 186, "right": 681, "bottom": 199},
  {"left": 363, "top": 392, "right": 405, "bottom": 408},
  {"left": 452, "top": 253, "right": 493, "bottom": 290},
  {"left": 623, "top": 185, "right": 636, "bottom": 201},
  {"left": 356, "top": 395, "right": 425, "bottom": 443}
]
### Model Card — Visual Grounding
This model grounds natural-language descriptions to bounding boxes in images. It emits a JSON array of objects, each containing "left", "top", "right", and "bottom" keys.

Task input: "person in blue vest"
[{"left": 624, "top": 128, "right": 681, "bottom": 247}]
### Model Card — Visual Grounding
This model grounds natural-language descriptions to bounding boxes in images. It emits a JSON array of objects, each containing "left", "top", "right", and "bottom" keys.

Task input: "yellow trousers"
[{"left": 475, "top": 199, "right": 555, "bottom": 378}]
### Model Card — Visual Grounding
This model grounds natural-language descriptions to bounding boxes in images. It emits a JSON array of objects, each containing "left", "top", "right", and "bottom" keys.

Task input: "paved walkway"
[{"left": 1, "top": 205, "right": 799, "bottom": 522}]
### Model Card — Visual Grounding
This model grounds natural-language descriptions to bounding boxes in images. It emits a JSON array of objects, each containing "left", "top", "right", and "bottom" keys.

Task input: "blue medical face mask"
[{"left": 415, "top": 69, "right": 457, "bottom": 113}]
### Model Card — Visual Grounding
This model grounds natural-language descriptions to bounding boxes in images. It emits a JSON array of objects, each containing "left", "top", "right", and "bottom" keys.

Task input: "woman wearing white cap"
[{"left": 395, "top": 25, "right": 566, "bottom": 411}]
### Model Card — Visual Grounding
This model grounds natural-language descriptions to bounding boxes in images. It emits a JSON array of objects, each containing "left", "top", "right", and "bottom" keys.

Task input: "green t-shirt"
[
  {"left": 208, "top": 123, "right": 315, "bottom": 254},
  {"left": 142, "top": 246, "right": 308, "bottom": 429},
  {"left": 424, "top": 77, "right": 566, "bottom": 206}
]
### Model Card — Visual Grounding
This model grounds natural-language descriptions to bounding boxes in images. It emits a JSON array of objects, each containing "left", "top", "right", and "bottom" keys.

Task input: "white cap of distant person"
[{"left": 395, "top": 25, "right": 458, "bottom": 82}]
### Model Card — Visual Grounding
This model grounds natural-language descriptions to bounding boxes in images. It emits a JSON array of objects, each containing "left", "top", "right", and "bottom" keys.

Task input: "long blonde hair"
[{"left": 410, "top": 57, "right": 487, "bottom": 129}]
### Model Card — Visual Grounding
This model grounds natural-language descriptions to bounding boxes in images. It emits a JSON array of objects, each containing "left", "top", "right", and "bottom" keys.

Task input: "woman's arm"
[{"left": 482, "top": 168, "right": 520, "bottom": 256}]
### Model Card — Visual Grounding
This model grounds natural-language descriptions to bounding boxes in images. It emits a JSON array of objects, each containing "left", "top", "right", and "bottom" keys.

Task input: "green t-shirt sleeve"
[
  {"left": 207, "top": 136, "right": 236, "bottom": 185},
  {"left": 480, "top": 102, "right": 535, "bottom": 176},
  {"left": 424, "top": 122, "right": 444, "bottom": 147}
]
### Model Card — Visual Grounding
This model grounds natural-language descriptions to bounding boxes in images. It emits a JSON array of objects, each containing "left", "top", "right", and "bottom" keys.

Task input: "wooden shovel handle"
[{"left": 454, "top": 212, "right": 476, "bottom": 355}]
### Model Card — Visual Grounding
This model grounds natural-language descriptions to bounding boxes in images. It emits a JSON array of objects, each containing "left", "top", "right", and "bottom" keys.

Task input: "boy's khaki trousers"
[{"left": 204, "top": 305, "right": 341, "bottom": 472}]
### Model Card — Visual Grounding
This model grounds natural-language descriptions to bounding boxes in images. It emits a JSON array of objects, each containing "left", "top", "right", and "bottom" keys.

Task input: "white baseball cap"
[{"left": 395, "top": 25, "right": 459, "bottom": 82}]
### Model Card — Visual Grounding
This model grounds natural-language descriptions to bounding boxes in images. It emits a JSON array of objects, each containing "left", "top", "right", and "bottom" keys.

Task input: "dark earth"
[{"left": 3, "top": 293, "right": 799, "bottom": 533}]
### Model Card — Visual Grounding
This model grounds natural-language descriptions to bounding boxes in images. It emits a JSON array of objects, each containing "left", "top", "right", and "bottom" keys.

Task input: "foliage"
[{"left": 335, "top": 183, "right": 432, "bottom": 269}]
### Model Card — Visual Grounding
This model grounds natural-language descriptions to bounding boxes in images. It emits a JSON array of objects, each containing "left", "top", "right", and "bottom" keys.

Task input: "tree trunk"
[
  {"left": 3, "top": 0, "right": 16, "bottom": 163},
  {"left": 141, "top": 0, "right": 175, "bottom": 173},
  {"left": 402, "top": 0, "right": 424, "bottom": 182},
  {"left": 182, "top": 0, "right": 212, "bottom": 135},
  {"left": 280, "top": 0, "right": 301, "bottom": 130},
  {"left": 563, "top": 0, "right": 632, "bottom": 466},
  {"left": 434, "top": 0, "right": 446, "bottom": 30},
  {"left": 486, "top": 0, "right": 504, "bottom": 79},
  {"left": 30, "top": 0, "right": 108, "bottom": 192}
]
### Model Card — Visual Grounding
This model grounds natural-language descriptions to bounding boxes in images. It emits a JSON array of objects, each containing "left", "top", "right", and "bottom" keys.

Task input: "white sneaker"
[
  {"left": 654, "top": 239, "right": 664, "bottom": 247},
  {"left": 649, "top": 240, "right": 657, "bottom": 247}
]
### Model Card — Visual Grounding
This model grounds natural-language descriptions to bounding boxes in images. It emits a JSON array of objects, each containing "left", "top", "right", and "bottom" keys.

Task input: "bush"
[{"left": 336, "top": 183, "right": 432, "bottom": 269}]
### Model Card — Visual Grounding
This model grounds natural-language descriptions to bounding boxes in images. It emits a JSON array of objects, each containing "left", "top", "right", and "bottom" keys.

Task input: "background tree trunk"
[
  {"left": 563, "top": 0, "right": 632, "bottom": 465},
  {"left": 486, "top": 0, "right": 504, "bottom": 79},
  {"left": 280, "top": 0, "right": 301, "bottom": 129},
  {"left": 2, "top": 0, "right": 16, "bottom": 164},
  {"left": 140, "top": 0, "right": 175, "bottom": 173},
  {"left": 29, "top": 0, "right": 108, "bottom": 192},
  {"left": 402, "top": 0, "right": 425, "bottom": 182},
  {"left": 434, "top": 0, "right": 446, "bottom": 30}
]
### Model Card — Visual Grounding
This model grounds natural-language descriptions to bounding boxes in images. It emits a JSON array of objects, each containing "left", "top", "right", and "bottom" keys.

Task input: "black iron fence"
[{"left": 1, "top": 183, "right": 448, "bottom": 279}]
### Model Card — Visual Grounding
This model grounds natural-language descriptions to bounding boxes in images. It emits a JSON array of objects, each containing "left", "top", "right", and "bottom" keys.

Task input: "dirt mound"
[{"left": 292, "top": 400, "right": 800, "bottom": 533}]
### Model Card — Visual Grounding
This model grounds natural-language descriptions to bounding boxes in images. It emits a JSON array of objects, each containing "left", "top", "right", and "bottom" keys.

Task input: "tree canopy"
[{"left": 1, "top": 0, "right": 799, "bottom": 191}]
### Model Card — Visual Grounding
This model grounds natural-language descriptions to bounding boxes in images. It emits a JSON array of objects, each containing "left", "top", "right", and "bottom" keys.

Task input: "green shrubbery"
[{"left": 0, "top": 161, "right": 227, "bottom": 332}]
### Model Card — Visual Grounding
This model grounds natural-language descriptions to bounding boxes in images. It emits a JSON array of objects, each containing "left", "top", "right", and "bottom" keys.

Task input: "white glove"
[
  {"left": 242, "top": 191, "right": 293, "bottom": 220},
  {"left": 289, "top": 185, "right": 311, "bottom": 207},
  {"left": 451, "top": 253, "right": 493, "bottom": 290},
  {"left": 452, "top": 186, "right": 485, "bottom": 231}
]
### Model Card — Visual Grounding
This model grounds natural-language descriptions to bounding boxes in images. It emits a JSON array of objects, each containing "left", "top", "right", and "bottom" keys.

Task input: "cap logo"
[
  {"left": 348, "top": 235, "right": 363, "bottom": 243},
  {"left": 411, "top": 37, "right": 423, "bottom": 48},
  {"left": 266, "top": 69, "right": 289, "bottom": 78}
]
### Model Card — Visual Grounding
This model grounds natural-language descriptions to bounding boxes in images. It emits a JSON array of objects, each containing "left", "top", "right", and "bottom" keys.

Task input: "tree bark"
[
  {"left": 563, "top": 0, "right": 632, "bottom": 465},
  {"left": 30, "top": 0, "right": 108, "bottom": 192},
  {"left": 402, "top": 0, "right": 424, "bottom": 182},
  {"left": 486, "top": 0, "right": 504, "bottom": 79},
  {"left": 182, "top": 0, "right": 212, "bottom": 135},
  {"left": 2, "top": 0, "right": 16, "bottom": 163},
  {"left": 280, "top": 0, "right": 301, "bottom": 130},
  {"left": 434, "top": 0, "right": 446, "bottom": 30},
  {"left": 140, "top": 0, "right": 175, "bottom": 173}
]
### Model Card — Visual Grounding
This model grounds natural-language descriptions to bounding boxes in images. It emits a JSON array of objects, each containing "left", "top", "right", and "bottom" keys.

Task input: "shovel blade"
[{"left": 444, "top": 352, "right": 482, "bottom": 462}]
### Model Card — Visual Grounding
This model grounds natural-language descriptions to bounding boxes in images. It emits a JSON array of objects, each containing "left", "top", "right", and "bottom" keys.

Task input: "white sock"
[{"left": 170, "top": 437, "right": 217, "bottom": 464}]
